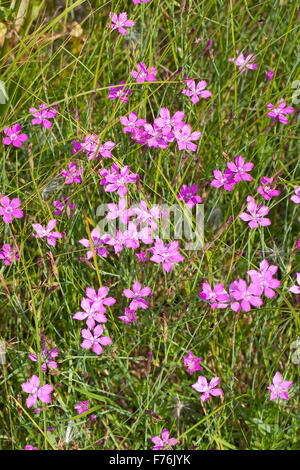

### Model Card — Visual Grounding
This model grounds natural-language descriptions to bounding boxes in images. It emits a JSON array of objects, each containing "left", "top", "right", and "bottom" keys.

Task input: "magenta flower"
[
  {"left": 74, "top": 400, "right": 89, "bottom": 415},
  {"left": 0, "top": 243, "right": 19, "bottom": 265},
  {"left": 177, "top": 184, "right": 202, "bottom": 208},
  {"left": 151, "top": 429, "right": 179, "bottom": 450},
  {"left": 79, "top": 228, "right": 110, "bottom": 259},
  {"left": 174, "top": 124, "right": 201, "bottom": 152},
  {"left": 247, "top": 259, "right": 280, "bottom": 298},
  {"left": 3, "top": 124, "right": 28, "bottom": 147},
  {"left": 32, "top": 219, "right": 62, "bottom": 247},
  {"left": 24, "top": 445, "right": 38, "bottom": 450},
  {"left": 118, "top": 307, "right": 138, "bottom": 323},
  {"left": 80, "top": 325, "right": 112, "bottom": 355},
  {"left": 267, "top": 372, "right": 293, "bottom": 401},
  {"left": 29, "top": 103, "right": 57, "bottom": 129},
  {"left": 101, "top": 165, "right": 138, "bottom": 197},
  {"left": 135, "top": 251, "right": 149, "bottom": 263},
  {"left": 267, "top": 99, "right": 294, "bottom": 124},
  {"left": 149, "top": 238, "right": 184, "bottom": 272},
  {"left": 132, "top": 0, "right": 151, "bottom": 4},
  {"left": 123, "top": 281, "right": 151, "bottom": 311},
  {"left": 61, "top": 161, "right": 84, "bottom": 184},
  {"left": 227, "top": 155, "right": 253, "bottom": 183},
  {"left": 191, "top": 376, "right": 223, "bottom": 402},
  {"left": 257, "top": 176, "right": 280, "bottom": 200},
  {"left": 288, "top": 273, "right": 300, "bottom": 295},
  {"left": 210, "top": 169, "right": 236, "bottom": 191},
  {"left": 143, "top": 123, "right": 172, "bottom": 149},
  {"left": 21, "top": 375, "right": 54, "bottom": 408},
  {"left": 228, "top": 50, "right": 257, "bottom": 73},
  {"left": 106, "top": 198, "right": 133, "bottom": 225},
  {"left": 85, "top": 286, "right": 116, "bottom": 313},
  {"left": 133, "top": 200, "right": 160, "bottom": 229},
  {"left": 29, "top": 346, "right": 59, "bottom": 371},
  {"left": 183, "top": 350, "right": 203, "bottom": 374},
  {"left": 199, "top": 283, "right": 229, "bottom": 309},
  {"left": 0, "top": 196, "right": 23, "bottom": 224},
  {"left": 229, "top": 279, "right": 263, "bottom": 312},
  {"left": 107, "top": 81, "right": 131, "bottom": 102},
  {"left": 54, "top": 196, "right": 76, "bottom": 217},
  {"left": 182, "top": 79, "right": 211, "bottom": 104},
  {"left": 290, "top": 186, "right": 300, "bottom": 204},
  {"left": 82, "top": 134, "right": 116, "bottom": 160},
  {"left": 107, "top": 12, "right": 135, "bottom": 36},
  {"left": 266, "top": 68, "right": 274, "bottom": 82},
  {"left": 154, "top": 107, "right": 185, "bottom": 134},
  {"left": 239, "top": 196, "right": 271, "bottom": 229},
  {"left": 73, "top": 298, "right": 108, "bottom": 330},
  {"left": 120, "top": 111, "right": 146, "bottom": 133},
  {"left": 130, "top": 62, "right": 157, "bottom": 82}
]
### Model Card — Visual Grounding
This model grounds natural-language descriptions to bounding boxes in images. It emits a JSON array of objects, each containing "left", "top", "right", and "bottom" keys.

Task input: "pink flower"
[
  {"left": 107, "top": 12, "right": 135, "bottom": 36},
  {"left": 239, "top": 196, "right": 271, "bottom": 229},
  {"left": 288, "top": 273, "right": 300, "bottom": 295},
  {"left": 183, "top": 350, "right": 203, "bottom": 374},
  {"left": 21, "top": 375, "right": 54, "bottom": 408},
  {"left": 106, "top": 198, "right": 133, "bottom": 225},
  {"left": 29, "top": 346, "right": 59, "bottom": 371},
  {"left": 132, "top": 200, "right": 160, "bottom": 229},
  {"left": 149, "top": 238, "right": 184, "bottom": 272},
  {"left": 174, "top": 124, "right": 201, "bottom": 152},
  {"left": 266, "top": 68, "right": 274, "bottom": 82},
  {"left": 80, "top": 325, "right": 112, "bottom": 355},
  {"left": 228, "top": 50, "right": 257, "bottom": 73},
  {"left": 29, "top": 103, "right": 57, "bottom": 129},
  {"left": 32, "top": 219, "right": 62, "bottom": 247},
  {"left": 0, "top": 196, "right": 23, "bottom": 223},
  {"left": 107, "top": 81, "right": 131, "bottom": 102},
  {"left": 0, "top": 243, "right": 19, "bottom": 265},
  {"left": 227, "top": 155, "right": 253, "bottom": 183},
  {"left": 2, "top": 124, "right": 28, "bottom": 147},
  {"left": 120, "top": 111, "right": 146, "bottom": 133},
  {"left": 74, "top": 400, "right": 89, "bottom": 415},
  {"left": 79, "top": 228, "right": 110, "bottom": 259},
  {"left": 61, "top": 161, "right": 84, "bottom": 184},
  {"left": 229, "top": 279, "right": 263, "bottom": 312},
  {"left": 210, "top": 169, "right": 236, "bottom": 191},
  {"left": 143, "top": 123, "right": 172, "bottom": 149},
  {"left": 54, "top": 197, "right": 76, "bottom": 217},
  {"left": 24, "top": 445, "right": 38, "bottom": 450},
  {"left": 101, "top": 165, "right": 139, "bottom": 197},
  {"left": 267, "top": 99, "right": 294, "bottom": 124},
  {"left": 154, "top": 107, "right": 185, "bottom": 134},
  {"left": 151, "top": 429, "right": 179, "bottom": 450},
  {"left": 257, "top": 176, "right": 280, "bottom": 200},
  {"left": 132, "top": 0, "right": 151, "bottom": 4},
  {"left": 81, "top": 134, "right": 116, "bottom": 160},
  {"left": 73, "top": 298, "right": 108, "bottom": 330},
  {"left": 130, "top": 62, "right": 157, "bottom": 82},
  {"left": 290, "top": 186, "right": 300, "bottom": 204},
  {"left": 123, "top": 281, "right": 151, "bottom": 311},
  {"left": 182, "top": 79, "right": 211, "bottom": 104},
  {"left": 177, "top": 184, "right": 202, "bottom": 208},
  {"left": 85, "top": 286, "right": 116, "bottom": 313},
  {"left": 118, "top": 308, "right": 138, "bottom": 323},
  {"left": 199, "top": 283, "right": 229, "bottom": 309},
  {"left": 191, "top": 376, "right": 223, "bottom": 402},
  {"left": 267, "top": 372, "right": 293, "bottom": 400},
  {"left": 135, "top": 251, "right": 149, "bottom": 263},
  {"left": 247, "top": 259, "right": 280, "bottom": 298}
]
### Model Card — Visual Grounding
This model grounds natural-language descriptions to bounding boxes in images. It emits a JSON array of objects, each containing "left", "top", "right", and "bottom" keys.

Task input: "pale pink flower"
[
  {"left": 154, "top": 107, "right": 185, "bottom": 134},
  {"left": 73, "top": 298, "right": 108, "bottom": 330},
  {"left": 288, "top": 273, "right": 300, "bottom": 295},
  {"left": 174, "top": 124, "right": 201, "bottom": 152},
  {"left": 267, "top": 372, "right": 293, "bottom": 400},
  {"left": 267, "top": 99, "right": 294, "bottom": 124},
  {"left": 247, "top": 259, "right": 280, "bottom": 298},
  {"left": 123, "top": 281, "right": 151, "bottom": 311},
  {"left": 228, "top": 50, "right": 257, "bottom": 73},
  {"left": 229, "top": 279, "right": 263, "bottom": 312},
  {"left": 118, "top": 308, "right": 137, "bottom": 323},
  {"left": 199, "top": 283, "right": 229, "bottom": 309},
  {"left": 80, "top": 325, "right": 112, "bottom": 355},
  {"left": 120, "top": 112, "right": 146, "bottom": 133},
  {"left": 79, "top": 228, "right": 110, "bottom": 259},
  {"left": 29, "top": 103, "right": 57, "bottom": 129},
  {"left": 0, "top": 243, "right": 19, "bottom": 265},
  {"left": 130, "top": 62, "right": 157, "bottom": 82},
  {"left": 21, "top": 375, "right": 54, "bottom": 408},
  {"left": 149, "top": 238, "right": 184, "bottom": 272},
  {"left": 227, "top": 155, "right": 253, "bottom": 182},
  {"left": 239, "top": 196, "right": 271, "bottom": 229},
  {"left": 0, "top": 196, "right": 23, "bottom": 223},
  {"left": 182, "top": 79, "right": 211, "bottom": 104},
  {"left": 290, "top": 186, "right": 300, "bottom": 204},
  {"left": 32, "top": 219, "right": 62, "bottom": 247}
]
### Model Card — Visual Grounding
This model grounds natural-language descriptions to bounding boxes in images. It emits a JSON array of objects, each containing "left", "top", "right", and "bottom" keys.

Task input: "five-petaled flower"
[
  {"left": 107, "top": 12, "right": 135, "bottom": 36},
  {"left": 0, "top": 196, "right": 23, "bottom": 224},
  {"left": 3, "top": 124, "right": 28, "bottom": 147},
  {"left": 228, "top": 50, "right": 257, "bottom": 73},
  {"left": 32, "top": 219, "right": 62, "bottom": 247},
  {"left": 239, "top": 196, "right": 271, "bottom": 229},
  {"left": 191, "top": 376, "right": 223, "bottom": 402},
  {"left": 80, "top": 325, "right": 112, "bottom": 355},
  {"left": 29, "top": 103, "right": 57, "bottom": 129},
  {"left": 151, "top": 429, "right": 179, "bottom": 450},
  {"left": 267, "top": 372, "right": 293, "bottom": 401},
  {"left": 21, "top": 375, "right": 54, "bottom": 408},
  {"left": 123, "top": 281, "right": 151, "bottom": 311},
  {"left": 183, "top": 350, "right": 203, "bottom": 374},
  {"left": 182, "top": 79, "right": 211, "bottom": 104},
  {"left": 130, "top": 62, "right": 157, "bottom": 82},
  {"left": 267, "top": 99, "right": 294, "bottom": 124}
]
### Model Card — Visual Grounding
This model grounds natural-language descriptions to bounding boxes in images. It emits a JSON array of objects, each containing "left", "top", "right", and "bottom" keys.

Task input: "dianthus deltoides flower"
[
  {"left": 151, "top": 429, "right": 179, "bottom": 450},
  {"left": 149, "top": 238, "right": 184, "bottom": 272},
  {"left": 177, "top": 184, "right": 202, "bottom": 208},
  {"left": 288, "top": 273, "right": 300, "bottom": 294},
  {"left": 123, "top": 281, "right": 151, "bottom": 311},
  {"left": 32, "top": 219, "right": 62, "bottom": 247},
  {"left": 130, "top": 62, "right": 157, "bottom": 82},
  {"left": 290, "top": 185, "right": 300, "bottom": 204},
  {"left": 0, "top": 243, "right": 19, "bottom": 265},
  {"left": 247, "top": 259, "right": 280, "bottom": 298},
  {"left": 21, "top": 375, "right": 54, "bottom": 408},
  {"left": 29, "top": 103, "right": 57, "bottom": 129},
  {"left": 257, "top": 176, "right": 280, "bottom": 200},
  {"left": 74, "top": 400, "right": 89, "bottom": 415},
  {"left": 239, "top": 196, "right": 271, "bottom": 229},
  {"left": 29, "top": 346, "right": 59, "bottom": 371},
  {"left": 267, "top": 372, "right": 293, "bottom": 401},
  {"left": 191, "top": 376, "right": 223, "bottom": 402},
  {"left": 182, "top": 79, "right": 211, "bottom": 104},
  {"left": 107, "top": 81, "right": 131, "bottom": 102},
  {"left": 267, "top": 99, "right": 294, "bottom": 124},
  {"left": 2, "top": 124, "right": 28, "bottom": 148},
  {"left": 80, "top": 325, "right": 112, "bottom": 355},
  {"left": 107, "top": 12, "right": 135, "bottom": 36},
  {"left": 61, "top": 161, "right": 84, "bottom": 184},
  {"left": 228, "top": 50, "right": 257, "bottom": 73},
  {"left": 183, "top": 350, "right": 203, "bottom": 374},
  {"left": 0, "top": 196, "right": 23, "bottom": 224},
  {"left": 227, "top": 155, "right": 253, "bottom": 183}
]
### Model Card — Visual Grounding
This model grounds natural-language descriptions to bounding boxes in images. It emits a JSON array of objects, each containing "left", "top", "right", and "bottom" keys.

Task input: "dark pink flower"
[
  {"left": 123, "top": 281, "right": 151, "bottom": 311},
  {"left": 192, "top": 376, "right": 223, "bottom": 402},
  {"left": 267, "top": 372, "right": 293, "bottom": 400},
  {"left": 266, "top": 68, "right": 274, "bottom": 82},
  {"left": 199, "top": 283, "right": 229, "bottom": 308},
  {"left": 151, "top": 429, "right": 179, "bottom": 450},
  {"left": 257, "top": 176, "right": 280, "bottom": 200},
  {"left": 80, "top": 325, "right": 112, "bottom": 355},
  {"left": 3, "top": 124, "right": 28, "bottom": 147},
  {"left": 228, "top": 50, "right": 257, "bottom": 73},
  {"left": 24, "top": 445, "right": 38, "bottom": 450},
  {"left": 210, "top": 169, "right": 236, "bottom": 191},
  {"left": 183, "top": 350, "right": 203, "bottom": 374},
  {"left": 135, "top": 251, "right": 149, "bottom": 263},
  {"left": 73, "top": 298, "right": 108, "bottom": 330},
  {"left": 182, "top": 79, "right": 211, "bottom": 104},
  {"left": 120, "top": 111, "right": 146, "bottom": 133},
  {"left": 101, "top": 165, "right": 138, "bottom": 197},
  {"left": 0, "top": 243, "right": 19, "bottom": 265},
  {"left": 239, "top": 196, "right": 271, "bottom": 229},
  {"left": 107, "top": 12, "right": 135, "bottom": 36},
  {"left": 0, "top": 196, "right": 23, "bottom": 223},
  {"left": 267, "top": 99, "right": 294, "bottom": 124},
  {"left": 118, "top": 308, "right": 137, "bottom": 323},
  {"left": 107, "top": 81, "right": 131, "bottom": 102},
  {"left": 61, "top": 161, "right": 84, "bottom": 184},
  {"left": 174, "top": 124, "right": 201, "bottom": 152},
  {"left": 74, "top": 400, "right": 89, "bottom": 415},
  {"left": 21, "top": 375, "right": 54, "bottom": 408},
  {"left": 79, "top": 228, "right": 110, "bottom": 259},
  {"left": 227, "top": 155, "right": 253, "bottom": 183},
  {"left": 149, "top": 238, "right": 184, "bottom": 272},
  {"left": 154, "top": 107, "right": 184, "bottom": 134},
  {"left": 32, "top": 219, "right": 62, "bottom": 247},
  {"left": 130, "top": 62, "right": 157, "bottom": 82},
  {"left": 29, "top": 103, "right": 57, "bottom": 129},
  {"left": 177, "top": 184, "right": 202, "bottom": 208},
  {"left": 290, "top": 186, "right": 300, "bottom": 204}
]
